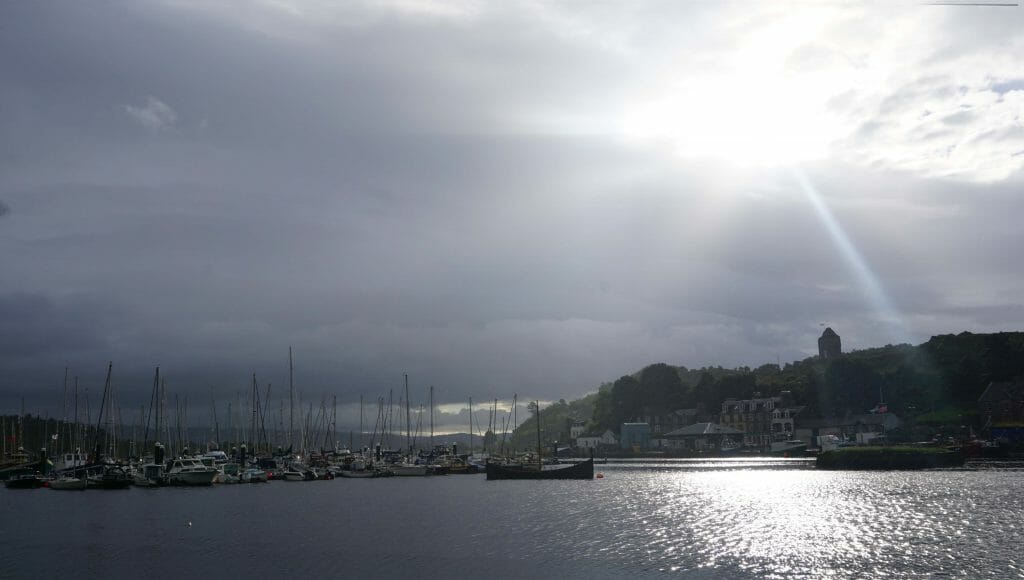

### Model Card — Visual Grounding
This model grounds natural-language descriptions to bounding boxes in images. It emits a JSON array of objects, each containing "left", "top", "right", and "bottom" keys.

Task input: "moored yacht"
[
  {"left": 134, "top": 463, "right": 166, "bottom": 487},
  {"left": 4, "top": 471, "right": 45, "bottom": 489},
  {"left": 87, "top": 465, "right": 132, "bottom": 489},
  {"left": 166, "top": 458, "right": 218, "bottom": 486}
]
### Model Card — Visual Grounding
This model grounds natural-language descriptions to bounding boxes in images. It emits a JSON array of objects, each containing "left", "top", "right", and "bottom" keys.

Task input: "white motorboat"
[
  {"left": 338, "top": 458, "right": 377, "bottom": 478},
  {"left": 281, "top": 464, "right": 314, "bottom": 481},
  {"left": 166, "top": 458, "right": 218, "bottom": 486}
]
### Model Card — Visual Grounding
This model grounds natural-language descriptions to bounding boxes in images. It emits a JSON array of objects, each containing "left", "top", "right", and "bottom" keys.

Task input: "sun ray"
[{"left": 793, "top": 168, "right": 909, "bottom": 344}]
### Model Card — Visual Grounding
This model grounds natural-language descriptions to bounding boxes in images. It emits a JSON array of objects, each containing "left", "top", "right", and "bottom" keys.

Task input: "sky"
[{"left": 2, "top": 0, "right": 1023, "bottom": 431}]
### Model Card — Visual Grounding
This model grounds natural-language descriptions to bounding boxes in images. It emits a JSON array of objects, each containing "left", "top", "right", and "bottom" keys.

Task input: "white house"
[
  {"left": 570, "top": 420, "right": 587, "bottom": 441},
  {"left": 576, "top": 429, "right": 617, "bottom": 449}
]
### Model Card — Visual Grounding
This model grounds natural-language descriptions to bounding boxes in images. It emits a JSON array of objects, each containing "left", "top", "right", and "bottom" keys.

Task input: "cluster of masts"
[{"left": 10, "top": 348, "right": 525, "bottom": 465}]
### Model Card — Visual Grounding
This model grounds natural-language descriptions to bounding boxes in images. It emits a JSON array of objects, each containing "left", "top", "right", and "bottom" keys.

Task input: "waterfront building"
[
  {"left": 978, "top": 380, "right": 1024, "bottom": 441},
  {"left": 663, "top": 422, "right": 744, "bottom": 452},
  {"left": 576, "top": 429, "right": 617, "bottom": 450},
  {"left": 795, "top": 412, "right": 902, "bottom": 447},
  {"left": 720, "top": 393, "right": 804, "bottom": 450},
  {"left": 620, "top": 422, "right": 650, "bottom": 451}
]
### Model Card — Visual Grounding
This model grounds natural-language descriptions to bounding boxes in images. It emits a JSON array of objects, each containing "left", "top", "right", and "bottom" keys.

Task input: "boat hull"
[
  {"left": 4, "top": 475, "right": 44, "bottom": 489},
  {"left": 241, "top": 469, "right": 268, "bottom": 483},
  {"left": 88, "top": 476, "right": 132, "bottom": 489},
  {"left": 486, "top": 458, "right": 594, "bottom": 480},
  {"left": 49, "top": 477, "right": 88, "bottom": 490},
  {"left": 338, "top": 469, "right": 376, "bottom": 478},
  {"left": 390, "top": 464, "right": 429, "bottom": 476},
  {"left": 168, "top": 471, "right": 218, "bottom": 486}
]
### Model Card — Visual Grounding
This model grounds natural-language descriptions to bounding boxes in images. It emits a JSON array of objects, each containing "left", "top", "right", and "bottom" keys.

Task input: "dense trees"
[{"left": 578, "top": 331, "right": 1024, "bottom": 434}]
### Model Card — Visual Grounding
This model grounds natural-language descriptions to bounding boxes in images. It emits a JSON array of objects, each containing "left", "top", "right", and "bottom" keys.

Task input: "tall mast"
[
  {"left": 359, "top": 394, "right": 364, "bottom": 451},
  {"left": 404, "top": 374, "right": 411, "bottom": 455},
  {"left": 289, "top": 347, "right": 294, "bottom": 453},
  {"left": 251, "top": 374, "right": 257, "bottom": 451},
  {"left": 211, "top": 387, "right": 220, "bottom": 449},
  {"left": 386, "top": 389, "right": 393, "bottom": 450},
  {"left": 155, "top": 372, "right": 161, "bottom": 450},
  {"left": 73, "top": 376, "right": 79, "bottom": 451},
  {"left": 429, "top": 386, "right": 434, "bottom": 450},
  {"left": 19, "top": 396, "right": 24, "bottom": 452},
  {"left": 62, "top": 367, "right": 69, "bottom": 455},
  {"left": 535, "top": 400, "right": 542, "bottom": 469},
  {"left": 469, "top": 397, "right": 474, "bottom": 455},
  {"left": 93, "top": 362, "right": 112, "bottom": 460},
  {"left": 144, "top": 367, "right": 159, "bottom": 453}
]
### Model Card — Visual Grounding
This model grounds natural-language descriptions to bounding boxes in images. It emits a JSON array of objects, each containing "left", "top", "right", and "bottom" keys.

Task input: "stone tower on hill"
[{"left": 818, "top": 327, "right": 841, "bottom": 359}]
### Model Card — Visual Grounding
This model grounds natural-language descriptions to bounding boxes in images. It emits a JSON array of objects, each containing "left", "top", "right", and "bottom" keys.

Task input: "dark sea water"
[{"left": 2, "top": 459, "right": 1023, "bottom": 579}]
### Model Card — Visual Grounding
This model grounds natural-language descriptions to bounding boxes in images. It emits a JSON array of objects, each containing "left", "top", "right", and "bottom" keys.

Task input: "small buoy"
[
  {"left": 596, "top": 473, "right": 604, "bottom": 479},
  {"left": 186, "top": 521, "right": 192, "bottom": 527}
]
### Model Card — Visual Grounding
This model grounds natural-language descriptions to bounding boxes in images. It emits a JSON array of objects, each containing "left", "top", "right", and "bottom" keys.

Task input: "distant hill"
[{"left": 509, "top": 331, "right": 1024, "bottom": 445}]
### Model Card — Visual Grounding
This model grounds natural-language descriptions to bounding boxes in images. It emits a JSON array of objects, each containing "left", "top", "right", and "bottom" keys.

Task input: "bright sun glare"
[{"left": 621, "top": 10, "right": 850, "bottom": 167}]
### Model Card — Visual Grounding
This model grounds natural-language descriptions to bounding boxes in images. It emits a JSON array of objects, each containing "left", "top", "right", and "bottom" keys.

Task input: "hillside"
[{"left": 508, "top": 331, "right": 1024, "bottom": 446}]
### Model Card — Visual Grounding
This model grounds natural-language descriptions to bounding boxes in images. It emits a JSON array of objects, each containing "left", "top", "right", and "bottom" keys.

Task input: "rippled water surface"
[{"left": 3, "top": 461, "right": 1023, "bottom": 579}]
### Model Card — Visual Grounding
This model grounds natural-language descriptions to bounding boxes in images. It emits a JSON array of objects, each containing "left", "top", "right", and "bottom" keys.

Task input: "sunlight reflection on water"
[{"left": 584, "top": 465, "right": 1024, "bottom": 578}]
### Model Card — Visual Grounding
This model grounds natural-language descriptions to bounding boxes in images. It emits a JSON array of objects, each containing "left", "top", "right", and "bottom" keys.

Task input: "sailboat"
[
  {"left": 485, "top": 401, "right": 594, "bottom": 481},
  {"left": 390, "top": 374, "right": 428, "bottom": 476}
]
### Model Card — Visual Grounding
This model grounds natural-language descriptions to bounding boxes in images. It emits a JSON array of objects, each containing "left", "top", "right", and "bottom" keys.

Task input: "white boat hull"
[
  {"left": 49, "top": 477, "right": 87, "bottom": 490},
  {"left": 168, "top": 471, "right": 218, "bottom": 486}
]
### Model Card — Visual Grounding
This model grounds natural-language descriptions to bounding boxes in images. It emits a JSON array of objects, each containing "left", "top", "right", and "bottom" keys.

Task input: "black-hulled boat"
[
  {"left": 485, "top": 457, "right": 594, "bottom": 480},
  {"left": 87, "top": 465, "right": 132, "bottom": 489},
  {"left": 4, "top": 471, "right": 45, "bottom": 489},
  {"left": 485, "top": 400, "right": 595, "bottom": 481}
]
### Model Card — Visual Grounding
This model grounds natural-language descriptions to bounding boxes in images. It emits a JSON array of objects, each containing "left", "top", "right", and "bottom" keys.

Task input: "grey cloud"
[
  {"left": 124, "top": 96, "right": 177, "bottom": 132},
  {"left": 942, "top": 110, "right": 974, "bottom": 125},
  {"left": 991, "top": 79, "right": 1024, "bottom": 95},
  {"left": 2, "top": 1, "right": 1023, "bottom": 420}
]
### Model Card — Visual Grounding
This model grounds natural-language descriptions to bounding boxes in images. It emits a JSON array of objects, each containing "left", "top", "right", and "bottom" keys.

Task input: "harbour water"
[{"left": 2, "top": 459, "right": 1023, "bottom": 579}]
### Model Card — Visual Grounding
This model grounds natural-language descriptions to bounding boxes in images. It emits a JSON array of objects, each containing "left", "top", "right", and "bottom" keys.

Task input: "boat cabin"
[{"left": 58, "top": 450, "right": 88, "bottom": 471}]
